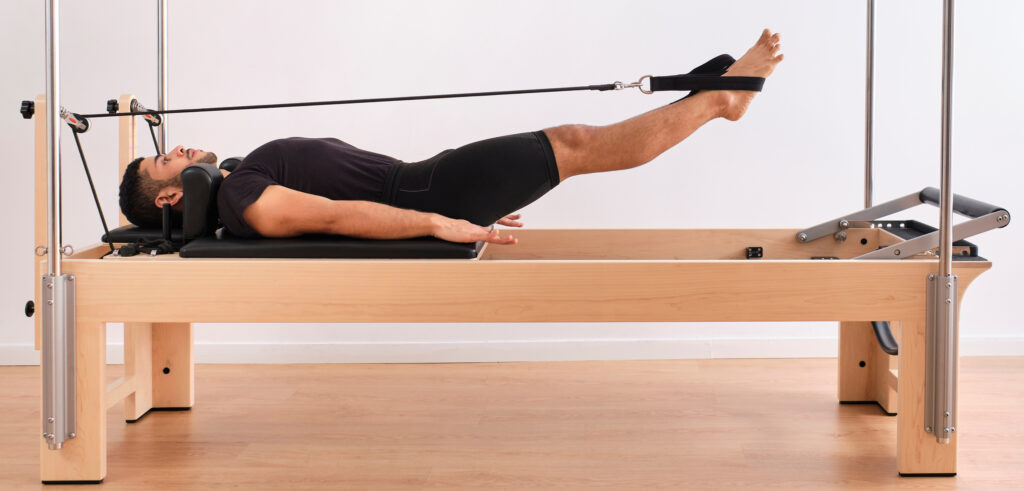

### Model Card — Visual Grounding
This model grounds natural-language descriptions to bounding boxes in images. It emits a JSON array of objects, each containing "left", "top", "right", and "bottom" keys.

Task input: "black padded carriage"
[{"left": 107, "top": 163, "right": 481, "bottom": 259}]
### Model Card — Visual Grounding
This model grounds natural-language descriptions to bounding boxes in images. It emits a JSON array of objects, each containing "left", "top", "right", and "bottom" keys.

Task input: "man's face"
[{"left": 139, "top": 145, "right": 218, "bottom": 181}]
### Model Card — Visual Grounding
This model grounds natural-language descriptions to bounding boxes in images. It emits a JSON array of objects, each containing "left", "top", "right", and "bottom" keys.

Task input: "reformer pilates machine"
[{"left": 25, "top": 0, "right": 1011, "bottom": 483}]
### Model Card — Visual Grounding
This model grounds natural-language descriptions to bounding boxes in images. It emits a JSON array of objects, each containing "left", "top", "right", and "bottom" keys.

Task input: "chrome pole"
[
  {"left": 43, "top": 0, "right": 77, "bottom": 452},
  {"left": 924, "top": 0, "right": 957, "bottom": 445},
  {"left": 157, "top": 0, "right": 167, "bottom": 153},
  {"left": 45, "top": 0, "right": 61, "bottom": 277},
  {"left": 864, "top": 0, "right": 875, "bottom": 208},
  {"left": 938, "top": 3, "right": 955, "bottom": 277}
]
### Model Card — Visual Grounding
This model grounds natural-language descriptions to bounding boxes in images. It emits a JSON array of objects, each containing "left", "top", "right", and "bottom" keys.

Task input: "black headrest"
[{"left": 181, "top": 163, "right": 223, "bottom": 241}]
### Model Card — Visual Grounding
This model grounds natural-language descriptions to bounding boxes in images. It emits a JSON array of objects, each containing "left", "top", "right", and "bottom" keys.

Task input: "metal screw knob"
[
  {"left": 797, "top": 233, "right": 807, "bottom": 242},
  {"left": 47, "top": 417, "right": 54, "bottom": 423},
  {"left": 894, "top": 249, "right": 901, "bottom": 256},
  {"left": 925, "top": 426, "right": 932, "bottom": 432},
  {"left": 68, "top": 432, "right": 76, "bottom": 438}
]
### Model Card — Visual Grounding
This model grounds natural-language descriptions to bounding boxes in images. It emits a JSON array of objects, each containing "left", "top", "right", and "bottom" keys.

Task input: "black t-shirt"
[{"left": 217, "top": 137, "right": 398, "bottom": 237}]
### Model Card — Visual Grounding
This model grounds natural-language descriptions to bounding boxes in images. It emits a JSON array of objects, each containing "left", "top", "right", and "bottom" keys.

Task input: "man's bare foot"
[{"left": 718, "top": 29, "right": 784, "bottom": 121}]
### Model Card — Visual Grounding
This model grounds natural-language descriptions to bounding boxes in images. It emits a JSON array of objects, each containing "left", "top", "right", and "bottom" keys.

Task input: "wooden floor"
[{"left": 2, "top": 358, "right": 1022, "bottom": 490}]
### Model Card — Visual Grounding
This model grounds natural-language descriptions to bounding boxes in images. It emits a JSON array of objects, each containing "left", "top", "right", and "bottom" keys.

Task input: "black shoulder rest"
[{"left": 181, "top": 163, "right": 224, "bottom": 241}]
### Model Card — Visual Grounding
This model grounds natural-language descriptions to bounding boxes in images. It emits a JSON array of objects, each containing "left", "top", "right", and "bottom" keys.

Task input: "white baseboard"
[{"left": 2, "top": 336, "right": 1023, "bottom": 366}]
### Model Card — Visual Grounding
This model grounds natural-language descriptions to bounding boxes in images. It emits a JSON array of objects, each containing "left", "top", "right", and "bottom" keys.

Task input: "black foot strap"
[{"left": 651, "top": 54, "right": 765, "bottom": 100}]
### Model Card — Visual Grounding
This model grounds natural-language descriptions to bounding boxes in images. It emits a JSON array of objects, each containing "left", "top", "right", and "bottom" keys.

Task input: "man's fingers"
[{"left": 483, "top": 229, "right": 516, "bottom": 244}]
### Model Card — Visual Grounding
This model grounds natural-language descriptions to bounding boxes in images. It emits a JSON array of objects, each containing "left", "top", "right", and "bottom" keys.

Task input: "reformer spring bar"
[{"left": 796, "top": 187, "right": 1009, "bottom": 260}]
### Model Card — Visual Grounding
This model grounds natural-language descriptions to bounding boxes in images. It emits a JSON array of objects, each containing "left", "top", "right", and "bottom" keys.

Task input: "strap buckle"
[{"left": 613, "top": 75, "right": 653, "bottom": 94}]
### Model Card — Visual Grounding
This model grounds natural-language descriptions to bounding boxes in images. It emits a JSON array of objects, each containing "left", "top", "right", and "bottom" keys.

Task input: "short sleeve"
[{"left": 217, "top": 169, "right": 277, "bottom": 238}]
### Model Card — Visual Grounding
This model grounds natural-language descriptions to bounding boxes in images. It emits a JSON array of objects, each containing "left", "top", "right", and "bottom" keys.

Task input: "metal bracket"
[
  {"left": 41, "top": 274, "right": 77, "bottom": 450},
  {"left": 797, "top": 192, "right": 922, "bottom": 243},
  {"left": 924, "top": 273, "right": 957, "bottom": 443},
  {"left": 855, "top": 211, "right": 1008, "bottom": 259}
]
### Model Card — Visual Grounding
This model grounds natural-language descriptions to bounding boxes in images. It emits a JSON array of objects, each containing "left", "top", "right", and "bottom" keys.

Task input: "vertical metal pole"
[
  {"left": 864, "top": 0, "right": 875, "bottom": 208},
  {"left": 157, "top": 0, "right": 167, "bottom": 153},
  {"left": 938, "top": 4, "right": 955, "bottom": 276},
  {"left": 45, "top": 0, "right": 61, "bottom": 278},
  {"left": 925, "top": 0, "right": 958, "bottom": 445},
  {"left": 42, "top": 0, "right": 76, "bottom": 451}
]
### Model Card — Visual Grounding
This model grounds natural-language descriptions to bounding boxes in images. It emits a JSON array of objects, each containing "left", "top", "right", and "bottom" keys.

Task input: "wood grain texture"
[
  {"left": 38, "top": 318, "right": 106, "bottom": 483},
  {"left": 4, "top": 358, "right": 1023, "bottom": 489},
  {"left": 116, "top": 94, "right": 136, "bottom": 228},
  {"left": 33, "top": 94, "right": 46, "bottom": 351},
  {"left": 60, "top": 247, "right": 989, "bottom": 324},
  {"left": 151, "top": 323, "right": 194, "bottom": 408},
  {"left": 838, "top": 321, "right": 898, "bottom": 413},
  {"left": 123, "top": 323, "right": 152, "bottom": 419}
]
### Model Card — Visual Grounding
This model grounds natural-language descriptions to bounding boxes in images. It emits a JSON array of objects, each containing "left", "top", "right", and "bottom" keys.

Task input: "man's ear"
[{"left": 154, "top": 186, "right": 183, "bottom": 208}]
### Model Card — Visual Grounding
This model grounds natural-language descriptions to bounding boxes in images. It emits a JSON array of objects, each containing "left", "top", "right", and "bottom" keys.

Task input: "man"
[{"left": 119, "top": 30, "right": 783, "bottom": 245}]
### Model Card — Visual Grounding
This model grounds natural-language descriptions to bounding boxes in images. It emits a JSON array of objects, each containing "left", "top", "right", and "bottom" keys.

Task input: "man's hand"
[
  {"left": 496, "top": 213, "right": 524, "bottom": 228},
  {"left": 431, "top": 215, "right": 518, "bottom": 245}
]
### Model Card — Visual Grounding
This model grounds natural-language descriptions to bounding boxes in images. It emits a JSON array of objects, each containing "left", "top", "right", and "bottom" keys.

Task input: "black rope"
[
  {"left": 70, "top": 130, "right": 115, "bottom": 254},
  {"left": 147, "top": 123, "right": 162, "bottom": 154},
  {"left": 78, "top": 84, "right": 618, "bottom": 119}
]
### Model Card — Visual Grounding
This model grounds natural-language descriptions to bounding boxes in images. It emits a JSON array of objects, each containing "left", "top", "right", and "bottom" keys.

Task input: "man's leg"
[{"left": 546, "top": 29, "right": 783, "bottom": 181}]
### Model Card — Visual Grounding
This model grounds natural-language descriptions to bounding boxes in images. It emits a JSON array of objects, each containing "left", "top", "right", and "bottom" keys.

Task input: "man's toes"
[
  {"left": 771, "top": 44, "right": 781, "bottom": 56},
  {"left": 770, "top": 33, "right": 781, "bottom": 45},
  {"left": 774, "top": 53, "right": 785, "bottom": 63}
]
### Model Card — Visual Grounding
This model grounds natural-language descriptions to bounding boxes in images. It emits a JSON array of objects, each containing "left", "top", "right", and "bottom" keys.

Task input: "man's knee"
[
  {"left": 546, "top": 124, "right": 595, "bottom": 153},
  {"left": 545, "top": 125, "right": 596, "bottom": 180}
]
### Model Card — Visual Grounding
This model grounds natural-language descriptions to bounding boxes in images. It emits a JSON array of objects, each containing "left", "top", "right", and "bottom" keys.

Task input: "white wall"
[{"left": 1, "top": 0, "right": 1021, "bottom": 365}]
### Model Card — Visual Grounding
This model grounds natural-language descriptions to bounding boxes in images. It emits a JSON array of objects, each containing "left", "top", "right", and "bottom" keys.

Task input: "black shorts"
[{"left": 383, "top": 131, "right": 560, "bottom": 226}]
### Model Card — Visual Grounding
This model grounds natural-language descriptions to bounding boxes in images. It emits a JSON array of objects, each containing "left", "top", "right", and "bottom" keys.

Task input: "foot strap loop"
[{"left": 649, "top": 74, "right": 765, "bottom": 93}]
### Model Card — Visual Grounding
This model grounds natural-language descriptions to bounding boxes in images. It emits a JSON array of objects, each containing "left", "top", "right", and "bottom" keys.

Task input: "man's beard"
[{"left": 198, "top": 151, "right": 218, "bottom": 164}]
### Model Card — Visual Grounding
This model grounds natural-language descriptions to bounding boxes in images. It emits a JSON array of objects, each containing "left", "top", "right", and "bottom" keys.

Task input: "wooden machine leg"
[
  {"left": 897, "top": 318, "right": 957, "bottom": 475},
  {"left": 122, "top": 322, "right": 194, "bottom": 423},
  {"left": 838, "top": 321, "right": 898, "bottom": 414},
  {"left": 152, "top": 323, "right": 195, "bottom": 409},
  {"left": 124, "top": 323, "right": 154, "bottom": 422},
  {"left": 40, "top": 318, "right": 107, "bottom": 484}
]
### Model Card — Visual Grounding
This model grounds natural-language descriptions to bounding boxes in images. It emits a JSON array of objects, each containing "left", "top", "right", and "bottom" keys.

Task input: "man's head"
[{"left": 118, "top": 145, "right": 218, "bottom": 227}]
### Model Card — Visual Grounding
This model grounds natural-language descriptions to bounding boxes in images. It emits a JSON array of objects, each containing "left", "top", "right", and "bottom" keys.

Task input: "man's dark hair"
[{"left": 119, "top": 157, "right": 180, "bottom": 228}]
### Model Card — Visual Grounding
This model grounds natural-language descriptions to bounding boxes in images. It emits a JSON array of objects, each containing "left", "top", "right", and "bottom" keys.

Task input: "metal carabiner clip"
[{"left": 613, "top": 75, "right": 653, "bottom": 94}]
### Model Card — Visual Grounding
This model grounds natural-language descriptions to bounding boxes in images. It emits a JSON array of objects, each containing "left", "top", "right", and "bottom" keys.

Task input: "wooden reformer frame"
[{"left": 31, "top": 93, "right": 992, "bottom": 482}]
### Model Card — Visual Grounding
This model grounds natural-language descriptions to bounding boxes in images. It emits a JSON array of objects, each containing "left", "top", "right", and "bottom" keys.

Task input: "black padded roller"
[{"left": 918, "top": 187, "right": 1008, "bottom": 222}]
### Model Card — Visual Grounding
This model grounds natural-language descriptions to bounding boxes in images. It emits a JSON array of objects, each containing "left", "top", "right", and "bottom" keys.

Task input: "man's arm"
[{"left": 242, "top": 185, "right": 517, "bottom": 244}]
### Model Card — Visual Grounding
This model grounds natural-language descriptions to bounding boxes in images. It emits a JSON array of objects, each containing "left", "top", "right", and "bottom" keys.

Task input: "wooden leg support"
[
  {"left": 897, "top": 318, "right": 957, "bottom": 476},
  {"left": 838, "top": 321, "right": 898, "bottom": 414},
  {"left": 40, "top": 318, "right": 107, "bottom": 484},
  {"left": 152, "top": 322, "right": 195, "bottom": 409},
  {"left": 124, "top": 323, "right": 154, "bottom": 422},
  {"left": 124, "top": 322, "right": 194, "bottom": 423}
]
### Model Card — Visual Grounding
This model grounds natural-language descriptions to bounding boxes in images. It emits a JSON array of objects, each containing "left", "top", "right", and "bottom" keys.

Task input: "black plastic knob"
[
  {"left": 106, "top": 99, "right": 119, "bottom": 114},
  {"left": 20, "top": 101, "right": 34, "bottom": 119},
  {"left": 25, "top": 300, "right": 34, "bottom": 318}
]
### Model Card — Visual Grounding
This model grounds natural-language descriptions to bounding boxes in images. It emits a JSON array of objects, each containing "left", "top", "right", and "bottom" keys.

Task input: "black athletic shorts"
[{"left": 383, "top": 131, "right": 560, "bottom": 226}]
